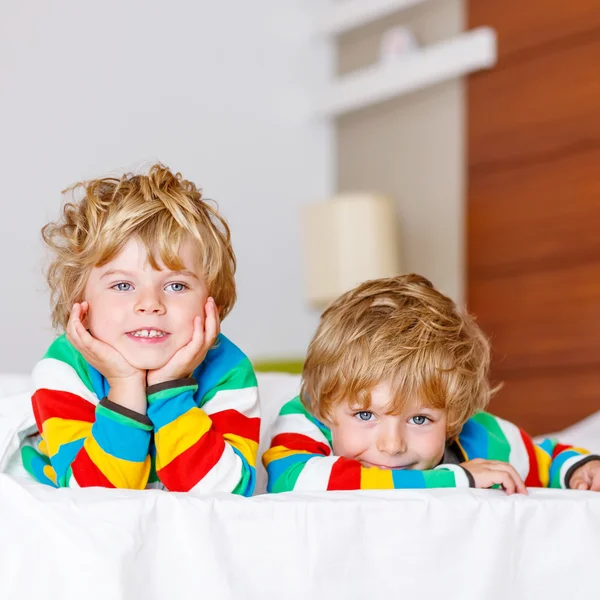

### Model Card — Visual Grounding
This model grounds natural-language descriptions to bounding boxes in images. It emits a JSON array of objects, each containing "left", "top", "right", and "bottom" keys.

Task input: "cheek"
[{"left": 331, "top": 421, "right": 370, "bottom": 458}]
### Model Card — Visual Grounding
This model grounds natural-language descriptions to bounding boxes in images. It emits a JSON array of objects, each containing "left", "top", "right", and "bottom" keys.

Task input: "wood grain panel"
[
  {"left": 468, "top": 147, "right": 600, "bottom": 278},
  {"left": 469, "top": 0, "right": 600, "bottom": 60},
  {"left": 468, "top": 262, "right": 600, "bottom": 373},
  {"left": 468, "top": 36, "right": 600, "bottom": 167},
  {"left": 488, "top": 366, "right": 600, "bottom": 436}
]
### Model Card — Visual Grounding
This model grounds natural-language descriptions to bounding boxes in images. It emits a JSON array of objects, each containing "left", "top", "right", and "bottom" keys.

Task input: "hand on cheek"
[
  {"left": 146, "top": 297, "right": 220, "bottom": 387},
  {"left": 66, "top": 301, "right": 145, "bottom": 385}
]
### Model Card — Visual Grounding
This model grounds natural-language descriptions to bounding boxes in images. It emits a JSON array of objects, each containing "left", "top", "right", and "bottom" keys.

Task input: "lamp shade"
[{"left": 301, "top": 193, "right": 402, "bottom": 308}]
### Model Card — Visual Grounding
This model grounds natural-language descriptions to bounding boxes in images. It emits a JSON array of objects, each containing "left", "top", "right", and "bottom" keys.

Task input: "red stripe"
[
  {"left": 210, "top": 409, "right": 260, "bottom": 442},
  {"left": 552, "top": 443, "right": 573, "bottom": 458},
  {"left": 520, "top": 429, "right": 542, "bottom": 487},
  {"left": 33, "top": 389, "right": 96, "bottom": 427},
  {"left": 158, "top": 430, "right": 226, "bottom": 492},
  {"left": 327, "top": 457, "right": 362, "bottom": 490},
  {"left": 271, "top": 433, "right": 330, "bottom": 456},
  {"left": 70, "top": 447, "right": 116, "bottom": 488}
]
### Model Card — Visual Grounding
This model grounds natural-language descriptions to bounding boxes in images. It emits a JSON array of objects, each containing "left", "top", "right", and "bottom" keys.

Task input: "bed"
[{"left": 1, "top": 372, "right": 599, "bottom": 600}]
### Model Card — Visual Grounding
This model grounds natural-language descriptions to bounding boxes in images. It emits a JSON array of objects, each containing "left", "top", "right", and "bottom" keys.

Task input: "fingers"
[
  {"left": 204, "top": 297, "right": 220, "bottom": 344},
  {"left": 490, "top": 462, "right": 528, "bottom": 495},
  {"left": 590, "top": 469, "right": 600, "bottom": 492}
]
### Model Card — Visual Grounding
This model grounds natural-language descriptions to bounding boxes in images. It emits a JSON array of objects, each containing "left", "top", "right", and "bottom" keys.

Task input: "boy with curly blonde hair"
[
  {"left": 22, "top": 164, "right": 259, "bottom": 494},
  {"left": 263, "top": 274, "right": 600, "bottom": 493}
]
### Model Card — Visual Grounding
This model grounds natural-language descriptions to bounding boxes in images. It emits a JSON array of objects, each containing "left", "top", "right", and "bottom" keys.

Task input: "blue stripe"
[
  {"left": 457, "top": 418, "right": 489, "bottom": 459},
  {"left": 52, "top": 438, "right": 85, "bottom": 481},
  {"left": 147, "top": 389, "right": 197, "bottom": 431},
  {"left": 549, "top": 449, "right": 580, "bottom": 483},
  {"left": 232, "top": 446, "right": 256, "bottom": 497},
  {"left": 266, "top": 453, "right": 320, "bottom": 491},
  {"left": 538, "top": 439, "right": 555, "bottom": 456},
  {"left": 194, "top": 334, "right": 245, "bottom": 404},
  {"left": 92, "top": 414, "right": 151, "bottom": 462},
  {"left": 391, "top": 468, "right": 427, "bottom": 488}
]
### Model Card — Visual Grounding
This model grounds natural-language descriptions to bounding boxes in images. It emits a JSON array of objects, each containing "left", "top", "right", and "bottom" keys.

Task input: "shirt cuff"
[
  {"left": 434, "top": 463, "right": 474, "bottom": 488},
  {"left": 98, "top": 398, "right": 153, "bottom": 429},
  {"left": 564, "top": 454, "right": 600, "bottom": 489}
]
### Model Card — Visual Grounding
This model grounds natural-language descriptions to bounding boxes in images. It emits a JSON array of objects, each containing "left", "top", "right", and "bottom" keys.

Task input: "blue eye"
[
  {"left": 355, "top": 411, "right": 374, "bottom": 422},
  {"left": 410, "top": 415, "right": 429, "bottom": 426},
  {"left": 112, "top": 282, "right": 132, "bottom": 292},
  {"left": 166, "top": 282, "right": 187, "bottom": 292}
]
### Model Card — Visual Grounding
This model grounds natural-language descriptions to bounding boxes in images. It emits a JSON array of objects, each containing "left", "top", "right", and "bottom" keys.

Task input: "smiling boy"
[
  {"left": 22, "top": 164, "right": 260, "bottom": 494},
  {"left": 263, "top": 275, "right": 600, "bottom": 493}
]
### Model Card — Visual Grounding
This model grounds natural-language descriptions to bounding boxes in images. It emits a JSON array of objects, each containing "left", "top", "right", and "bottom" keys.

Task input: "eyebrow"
[{"left": 100, "top": 269, "right": 199, "bottom": 280}]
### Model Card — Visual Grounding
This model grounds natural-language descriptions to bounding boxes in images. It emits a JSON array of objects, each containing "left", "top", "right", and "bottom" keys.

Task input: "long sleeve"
[
  {"left": 147, "top": 335, "right": 260, "bottom": 495},
  {"left": 457, "top": 412, "right": 600, "bottom": 488},
  {"left": 263, "top": 396, "right": 470, "bottom": 493},
  {"left": 22, "top": 335, "right": 152, "bottom": 489}
]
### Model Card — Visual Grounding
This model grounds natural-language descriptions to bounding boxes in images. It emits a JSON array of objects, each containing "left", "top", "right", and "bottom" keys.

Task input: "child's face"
[
  {"left": 328, "top": 381, "right": 448, "bottom": 470},
  {"left": 83, "top": 237, "right": 209, "bottom": 371}
]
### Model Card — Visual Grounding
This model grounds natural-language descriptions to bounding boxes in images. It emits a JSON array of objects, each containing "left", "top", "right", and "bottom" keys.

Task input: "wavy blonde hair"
[
  {"left": 301, "top": 274, "right": 493, "bottom": 438},
  {"left": 43, "top": 163, "right": 236, "bottom": 330}
]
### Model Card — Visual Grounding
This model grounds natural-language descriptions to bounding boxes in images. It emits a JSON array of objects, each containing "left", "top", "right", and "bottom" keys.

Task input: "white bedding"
[{"left": 1, "top": 373, "right": 600, "bottom": 600}]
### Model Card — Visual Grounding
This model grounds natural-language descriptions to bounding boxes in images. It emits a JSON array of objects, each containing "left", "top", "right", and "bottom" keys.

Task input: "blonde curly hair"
[
  {"left": 301, "top": 274, "right": 493, "bottom": 438},
  {"left": 43, "top": 163, "right": 236, "bottom": 330}
]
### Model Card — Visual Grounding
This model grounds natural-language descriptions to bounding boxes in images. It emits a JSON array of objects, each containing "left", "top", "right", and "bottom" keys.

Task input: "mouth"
[
  {"left": 362, "top": 462, "right": 413, "bottom": 470},
  {"left": 126, "top": 328, "right": 170, "bottom": 342}
]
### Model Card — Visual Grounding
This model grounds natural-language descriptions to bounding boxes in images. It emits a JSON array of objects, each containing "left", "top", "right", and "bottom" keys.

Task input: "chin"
[{"left": 122, "top": 352, "right": 172, "bottom": 371}]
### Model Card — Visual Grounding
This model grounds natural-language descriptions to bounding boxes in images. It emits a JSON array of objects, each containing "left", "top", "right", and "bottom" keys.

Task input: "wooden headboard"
[{"left": 467, "top": 0, "right": 600, "bottom": 435}]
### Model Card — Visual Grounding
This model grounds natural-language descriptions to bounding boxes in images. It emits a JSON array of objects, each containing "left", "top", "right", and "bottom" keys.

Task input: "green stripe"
[
  {"left": 270, "top": 459, "right": 308, "bottom": 493},
  {"left": 200, "top": 357, "right": 258, "bottom": 406},
  {"left": 232, "top": 465, "right": 252, "bottom": 495},
  {"left": 96, "top": 403, "right": 153, "bottom": 431},
  {"left": 147, "top": 384, "right": 197, "bottom": 403},
  {"left": 44, "top": 334, "right": 95, "bottom": 395},
  {"left": 471, "top": 412, "right": 511, "bottom": 462},
  {"left": 423, "top": 470, "right": 459, "bottom": 488},
  {"left": 279, "top": 396, "right": 333, "bottom": 447}
]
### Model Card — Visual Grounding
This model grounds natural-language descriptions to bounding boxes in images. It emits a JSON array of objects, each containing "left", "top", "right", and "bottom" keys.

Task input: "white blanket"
[{"left": 1, "top": 374, "right": 600, "bottom": 600}]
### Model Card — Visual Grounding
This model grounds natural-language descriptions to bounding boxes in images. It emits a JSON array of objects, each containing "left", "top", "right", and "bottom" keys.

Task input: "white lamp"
[{"left": 301, "top": 193, "right": 402, "bottom": 308}]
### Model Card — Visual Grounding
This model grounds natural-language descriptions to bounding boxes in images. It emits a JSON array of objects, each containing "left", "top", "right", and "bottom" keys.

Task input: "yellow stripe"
[
  {"left": 43, "top": 417, "right": 92, "bottom": 457},
  {"left": 454, "top": 437, "right": 468, "bottom": 460},
  {"left": 43, "top": 465, "right": 57, "bottom": 485},
  {"left": 223, "top": 433, "right": 258, "bottom": 468},
  {"left": 84, "top": 436, "right": 150, "bottom": 489},
  {"left": 38, "top": 439, "right": 48, "bottom": 456},
  {"left": 361, "top": 466, "right": 394, "bottom": 489},
  {"left": 154, "top": 408, "right": 212, "bottom": 470},
  {"left": 263, "top": 444, "right": 313, "bottom": 466},
  {"left": 568, "top": 447, "right": 589, "bottom": 456},
  {"left": 533, "top": 445, "right": 551, "bottom": 487}
]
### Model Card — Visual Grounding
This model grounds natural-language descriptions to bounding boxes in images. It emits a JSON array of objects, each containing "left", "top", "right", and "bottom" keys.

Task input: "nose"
[
  {"left": 376, "top": 424, "right": 407, "bottom": 456},
  {"left": 134, "top": 290, "right": 166, "bottom": 315}
]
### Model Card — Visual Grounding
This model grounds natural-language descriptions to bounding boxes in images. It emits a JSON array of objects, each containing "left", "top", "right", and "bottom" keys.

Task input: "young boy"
[
  {"left": 263, "top": 275, "right": 600, "bottom": 494},
  {"left": 22, "top": 163, "right": 260, "bottom": 495}
]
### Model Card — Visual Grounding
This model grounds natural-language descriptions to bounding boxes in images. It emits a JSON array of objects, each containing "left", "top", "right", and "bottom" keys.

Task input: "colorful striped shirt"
[
  {"left": 263, "top": 396, "right": 599, "bottom": 492},
  {"left": 22, "top": 333, "right": 260, "bottom": 495}
]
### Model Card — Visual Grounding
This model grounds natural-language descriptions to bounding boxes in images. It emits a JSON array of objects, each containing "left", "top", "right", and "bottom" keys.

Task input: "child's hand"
[
  {"left": 460, "top": 458, "right": 528, "bottom": 495},
  {"left": 146, "top": 297, "right": 220, "bottom": 387},
  {"left": 569, "top": 459, "right": 600, "bottom": 491},
  {"left": 67, "top": 301, "right": 144, "bottom": 385}
]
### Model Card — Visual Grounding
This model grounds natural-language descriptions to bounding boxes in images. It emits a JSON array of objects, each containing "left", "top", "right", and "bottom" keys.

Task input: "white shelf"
[
  {"left": 317, "top": 27, "right": 497, "bottom": 117},
  {"left": 317, "top": 0, "right": 430, "bottom": 37}
]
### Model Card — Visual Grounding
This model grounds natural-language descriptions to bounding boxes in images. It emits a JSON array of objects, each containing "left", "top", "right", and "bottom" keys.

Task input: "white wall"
[
  {"left": 337, "top": 0, "right": 466, "bottom": 304},
  {"left": 0, "top": 0, "right": 331, "bottom": 372}
]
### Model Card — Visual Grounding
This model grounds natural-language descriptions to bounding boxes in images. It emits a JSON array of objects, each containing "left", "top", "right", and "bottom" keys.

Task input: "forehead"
[
  {"left": 100, "top": 237, "right": 200, "bottom": 272},
  {"left": 357, "top": 381, "right": 434, "bottom": 415}
]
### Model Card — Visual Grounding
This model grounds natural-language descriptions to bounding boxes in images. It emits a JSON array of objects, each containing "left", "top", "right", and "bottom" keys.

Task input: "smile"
[{"left": 128, "top": 329, "right": 168, "bottom": 338}]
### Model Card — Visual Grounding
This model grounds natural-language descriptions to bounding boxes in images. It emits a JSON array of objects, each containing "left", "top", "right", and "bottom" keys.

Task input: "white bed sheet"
[{"left": 1, "top": 373, "right": 599, "bottom": 600}]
